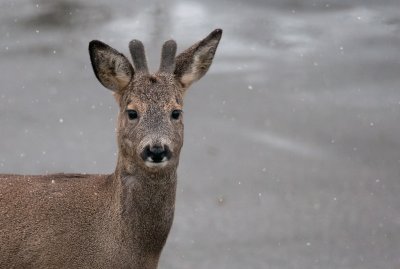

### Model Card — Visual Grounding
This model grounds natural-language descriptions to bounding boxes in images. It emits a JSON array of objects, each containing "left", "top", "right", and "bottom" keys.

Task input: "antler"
[
  {"left": 129, "top": 40, "right": 149, "bottom": 74},
  {"left": 158, "top": 40, "right": 177, "bottom": 73}
]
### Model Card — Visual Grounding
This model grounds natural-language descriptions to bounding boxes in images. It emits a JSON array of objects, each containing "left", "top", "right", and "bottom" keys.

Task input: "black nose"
[{"left": 142, "top": 145, "right": 171, "bottom": 163}]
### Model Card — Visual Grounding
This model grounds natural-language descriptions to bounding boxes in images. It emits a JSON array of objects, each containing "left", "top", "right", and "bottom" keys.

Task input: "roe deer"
[{"left": 0, "top": 29, "right": 222, "bottom": 269}]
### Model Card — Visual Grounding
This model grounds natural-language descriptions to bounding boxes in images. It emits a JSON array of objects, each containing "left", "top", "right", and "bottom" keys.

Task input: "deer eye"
[
  {"left": 126, "top": 110, "right": 138, "bottom": 120},
  {"left": 171, "top": 110, "right": 182, "bottom": 120}
]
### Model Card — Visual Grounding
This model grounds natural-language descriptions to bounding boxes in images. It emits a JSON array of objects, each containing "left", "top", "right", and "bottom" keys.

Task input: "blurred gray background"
[{"left": 1, "top": 0, "right": 400, "bottom": 268}]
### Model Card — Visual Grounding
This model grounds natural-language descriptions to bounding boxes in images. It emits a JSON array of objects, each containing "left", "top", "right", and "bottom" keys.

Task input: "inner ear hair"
[
  {"left": 89, "top": 40, "right": 134, "bottom": 92},
  {"left": 174, "top": 29, "right": 223, "bottom": 89}
]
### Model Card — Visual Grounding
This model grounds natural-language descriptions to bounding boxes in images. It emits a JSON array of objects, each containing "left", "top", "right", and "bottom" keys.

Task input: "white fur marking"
[{"left": 145, "top": 156, "right": 169, "bottom": 168}]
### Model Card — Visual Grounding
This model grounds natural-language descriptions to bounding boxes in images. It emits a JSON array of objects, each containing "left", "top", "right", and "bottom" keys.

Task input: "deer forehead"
[{"left": 123, "top": 75, "right": 183, "bottom": 112}]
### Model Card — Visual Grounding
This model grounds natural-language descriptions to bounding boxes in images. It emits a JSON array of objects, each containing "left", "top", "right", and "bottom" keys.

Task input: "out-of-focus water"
[{"left": 1, "top": 0, "right": 400, "bottom": 268}]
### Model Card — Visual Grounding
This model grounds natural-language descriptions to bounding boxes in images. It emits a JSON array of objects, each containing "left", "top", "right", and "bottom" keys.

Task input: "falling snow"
[{"left": 0, "top": 1, "right": 398, "bottom": 268}]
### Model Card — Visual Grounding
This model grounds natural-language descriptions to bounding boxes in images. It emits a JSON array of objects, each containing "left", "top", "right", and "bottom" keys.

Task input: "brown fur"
[{"left": 0, "top": 29, "right": 222, "bottom": 269}]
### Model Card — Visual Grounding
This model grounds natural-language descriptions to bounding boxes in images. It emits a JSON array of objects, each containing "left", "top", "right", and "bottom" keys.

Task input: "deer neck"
[{"left": 114, "top": 154, "right": 178, "bottom": 254}]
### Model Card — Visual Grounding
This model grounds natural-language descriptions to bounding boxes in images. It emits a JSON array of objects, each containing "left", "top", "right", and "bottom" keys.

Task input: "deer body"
[
  {"left": 0, "top": 29, "right": 222, "bottom": 269},
  {"left": 0, "top": 173, "right": 175, "bottom": 268}
]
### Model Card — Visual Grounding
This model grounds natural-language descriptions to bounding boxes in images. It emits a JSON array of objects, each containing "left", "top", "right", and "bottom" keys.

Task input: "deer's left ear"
[
  {"left": 89, "top": 40, "right": 134, "bottom": 92},
  {"left": 174, "top": 29, "right": 222, "bottom": 90}
]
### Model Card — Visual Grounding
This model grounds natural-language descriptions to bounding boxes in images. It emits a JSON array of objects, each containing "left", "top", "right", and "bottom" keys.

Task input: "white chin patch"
[{"left": 145, "top": 157, "right": 168, "bottom": 168}]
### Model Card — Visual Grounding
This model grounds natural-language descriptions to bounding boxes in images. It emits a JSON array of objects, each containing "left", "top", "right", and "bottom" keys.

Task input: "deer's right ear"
[{"left": 89, "top": 40, "right": 134, "bottom": 92}]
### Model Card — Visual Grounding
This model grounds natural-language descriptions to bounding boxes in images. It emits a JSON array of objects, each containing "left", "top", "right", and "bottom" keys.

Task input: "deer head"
[{"left": 89, "top": 29, "right": 222, "bottom": 173}]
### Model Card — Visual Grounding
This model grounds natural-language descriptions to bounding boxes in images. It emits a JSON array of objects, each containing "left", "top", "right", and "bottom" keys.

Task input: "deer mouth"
[{"left": 145, "top": 157, "right": 169, "bottom": 168}]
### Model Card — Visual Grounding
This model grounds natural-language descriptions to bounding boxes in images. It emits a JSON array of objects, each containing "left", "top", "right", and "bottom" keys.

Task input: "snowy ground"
[{"left": 1, "top": 0, "right": 400, "bottom": 268}]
